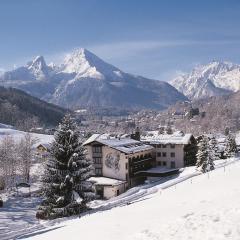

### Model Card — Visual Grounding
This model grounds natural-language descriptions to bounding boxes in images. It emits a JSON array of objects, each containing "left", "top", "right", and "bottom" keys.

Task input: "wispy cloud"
[
  {"left": 45, "top": 38, "right": 240, "bottom": 64},
  {"left": 86, "top": 39, "right": 240, "bottom": 61},
  {"left": 86, "top": 40, "right": 191, "bottom": 59}
]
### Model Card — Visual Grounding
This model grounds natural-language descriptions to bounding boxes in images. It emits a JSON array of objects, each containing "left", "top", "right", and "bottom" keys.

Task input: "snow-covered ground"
[
  {"left": 0, "top": 127, "right": 53, "bottom": 146},
  {"left": 0, "top": 126, "right": 53, "bottom": 240},
  {"left": 0, "top": 158, "right": 236, "bottom": 240},
  {"left": 21, "top": 158, "right": 240, "bottom": 240}
]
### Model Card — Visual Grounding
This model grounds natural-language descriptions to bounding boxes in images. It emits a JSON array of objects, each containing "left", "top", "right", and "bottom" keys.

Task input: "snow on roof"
[
  {"left": 141, "top": 131, "right": 193, "bottom": 145},
  {"left": 83, "top": 134, "right": 153, "bottom": 154},
  {"left": 89, "top": 177, "right": 126, "bottom": 186},
  {"left": 83, "top": 133, "right": 101, "bottom": 145},
  {"left": 37, "top": 143, "right": 51, "bottom": 149}
]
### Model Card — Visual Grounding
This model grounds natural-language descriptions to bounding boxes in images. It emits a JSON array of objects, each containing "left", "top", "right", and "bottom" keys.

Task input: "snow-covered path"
[{"left": 0, "top": 196, "right": 41, "bottom": 240}]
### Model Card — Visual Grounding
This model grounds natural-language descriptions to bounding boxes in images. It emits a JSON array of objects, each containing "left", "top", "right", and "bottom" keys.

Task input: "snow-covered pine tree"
[
  {"left": 225, "top": 134, "right": 237, "bottom": 158},
  {"left": 37, "top": 114, "right": 95, "bottom": 219},
  {"left": 68, "top": 149, "right": 95, "bottom": 207},
  {"left": 196, "top": 136, "right": 214, "bottom": 173},
  {"left": 209, "top": 136, "right": 220, "bottom": 162}
]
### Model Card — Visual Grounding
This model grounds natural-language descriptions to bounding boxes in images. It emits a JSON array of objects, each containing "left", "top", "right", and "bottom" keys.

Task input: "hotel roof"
[
  {"left": 141, "top": 131, "right": 193, "bottom": 145},
  {"left": 83, "top": 133, "right": 153, "bottom": 154}
]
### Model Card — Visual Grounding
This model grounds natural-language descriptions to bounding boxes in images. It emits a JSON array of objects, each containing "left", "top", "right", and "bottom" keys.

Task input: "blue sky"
[{"left": 1, "top": 0, "right": 240, "bottom": 80}]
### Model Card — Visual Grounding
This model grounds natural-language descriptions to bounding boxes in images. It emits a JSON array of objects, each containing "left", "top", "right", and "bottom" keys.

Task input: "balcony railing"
[{"left": 131, "top": 157, "right": 153, "bottom": 165}]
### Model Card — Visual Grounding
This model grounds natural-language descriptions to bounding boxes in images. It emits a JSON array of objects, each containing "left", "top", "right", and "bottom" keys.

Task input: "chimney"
[{"left": 131, "top": 127, "right": 140, "bottom": 141}]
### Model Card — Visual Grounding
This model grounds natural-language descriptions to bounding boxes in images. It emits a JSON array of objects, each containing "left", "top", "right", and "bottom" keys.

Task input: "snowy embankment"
[
  {"left": 89, "top": 158, "right": 236, "bottom": 210},
  {"left": 14, "top": 158, "right": 240, "bottom": 240}
]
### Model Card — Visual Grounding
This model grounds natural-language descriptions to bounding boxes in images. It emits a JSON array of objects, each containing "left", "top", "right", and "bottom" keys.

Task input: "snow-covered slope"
[
  {"left": 170, "top": 61, "right": 240, "bottom": 100},
  {"left": 0, "top": 48, "right": 187, "bottom": 110},
  {"left": 0, "top": 127, "right": 53, "bottom": 145},
  {"left": 24, "top": 159, "right": 240, "bottom": 240}
]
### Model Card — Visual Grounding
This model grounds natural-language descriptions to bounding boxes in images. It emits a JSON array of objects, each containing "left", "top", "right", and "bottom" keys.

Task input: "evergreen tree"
[
  {"left": 196, "top": 136, "right": 214, "bottom": 173},
  {"left": 184, "top": 137, "right": 198, "bottom": 166},
  {"left": 166, "top": 125, "right": 173, "bottom": 135},
  {"left": 37, "top": 114, "right": 95, "bottom": 219},
  {"left": 209, "top": 136, "right": 220, "bottom": 161},
  {"left": 225, "top": 134, "right": 237, "bottom": 158}
]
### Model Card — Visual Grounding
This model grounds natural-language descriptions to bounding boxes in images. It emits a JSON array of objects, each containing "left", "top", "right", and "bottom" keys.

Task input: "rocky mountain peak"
[{"left": 170, "top": 61, "right": 240, "bottom": 100}]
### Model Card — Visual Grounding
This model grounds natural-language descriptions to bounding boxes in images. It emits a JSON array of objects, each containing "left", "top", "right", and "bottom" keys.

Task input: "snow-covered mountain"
[
  {"left": 170, "top": 61, "right": 240, "bottom": 100},
  {"left": 0, "top": 48, "right": 187, "bottom": 110},
  {"left": 1, "top": 56, "right": 54, "bottom": 81}
]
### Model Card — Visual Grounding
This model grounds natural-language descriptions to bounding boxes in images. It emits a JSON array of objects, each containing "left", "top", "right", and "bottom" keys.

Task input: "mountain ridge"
[
  {"left": 170, "top": 60, "right": 240, "bottom": 100},
  {"left": 0, "top": 48, "right": 187, "bottom": 110}
]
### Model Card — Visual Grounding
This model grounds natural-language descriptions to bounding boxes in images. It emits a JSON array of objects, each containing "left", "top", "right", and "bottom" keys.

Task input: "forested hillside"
[{"left": 0, "top": 87, "right": 67, "bottom": 129}]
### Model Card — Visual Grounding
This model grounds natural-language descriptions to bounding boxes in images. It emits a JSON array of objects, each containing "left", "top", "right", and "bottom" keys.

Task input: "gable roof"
[
  {"left": 83, "top": 134, "right": 153, "bottom": 154},
  {"left": 36, "top": 143, "right": 51, "bottom": 150}
]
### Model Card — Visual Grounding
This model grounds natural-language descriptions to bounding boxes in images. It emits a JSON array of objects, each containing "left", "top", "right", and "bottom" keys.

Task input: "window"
[
  {"left": 162, "top": 152, "right": 167, "bottom": 157},
  {"left": 158, "top": 161, "right": 162, "bottom": 166},
  {"left": 170, "top": 152, "right": 175, "bottom": 158},
  {"left": 157, "top": 152, "right": 161, "bottom": 157},
  {"left": 93, "top": 157, "right": 102, "bottom": 164},
  {"left": 95, "top": 168, "right": 102, "bottom": 175},
  {"left": 157, "top": 144, "right": 161, "bottom": 148},
  {"left": 162, "top": 144, "right": 167, "bottom": 148},
  {"left": 126, "top": 174, "right": 129, "bottom": 181},
  {"left": 125, "top": 162, "right": 128, "bottom": 170},
  {"left": 162, "top": 161, "right": 167, "bottom": 166},
  {"left": 170, "top": 144, "right": 175, "bottom": 149},
  {"left": 93, "top": 146, "right": 102, "bottom": 153}
]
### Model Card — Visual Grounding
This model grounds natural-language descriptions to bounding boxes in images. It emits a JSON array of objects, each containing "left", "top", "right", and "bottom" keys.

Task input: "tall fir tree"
[
  {"left": 37, "top": 114, "right": 95, "bottom": 220},
  {"left": 209, "top": 136, "right": 220, "bottom": 161},
  {"left": 196, "top": 136, "right": 214, "bottom": 173},
  {"left": 225, "top": 134, "right": 237, "bottom": 158}
]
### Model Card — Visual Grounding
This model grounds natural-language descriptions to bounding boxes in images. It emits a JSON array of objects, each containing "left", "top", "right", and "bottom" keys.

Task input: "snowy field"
[
  {"left": 22, "top": 159, "right": 240, "bottom": 240},
  {"left": 0, "top": 158, "right": 237, "bottom": 240},
  {"left": 0, "top": 127, "right": 53, "bottom": 146}
]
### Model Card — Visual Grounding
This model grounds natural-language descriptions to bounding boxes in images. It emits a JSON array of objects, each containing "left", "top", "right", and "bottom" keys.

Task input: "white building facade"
[
  {"left": 141, "top": 131, "right": 197, "bottom": 169},
  {"left": 83, "top": 134, "right": 154, "bottom": 199}
]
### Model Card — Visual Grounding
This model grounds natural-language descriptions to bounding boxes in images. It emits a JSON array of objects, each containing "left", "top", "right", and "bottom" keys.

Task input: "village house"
[
  {"left": 36, "top": 143, "right": 51, "bottom": 160},
  {"left": 141, "top": 131, "right": 197, "bottom": 169},
  {"left": 83, "top": 134, "right": 154, "bottom": 199}
]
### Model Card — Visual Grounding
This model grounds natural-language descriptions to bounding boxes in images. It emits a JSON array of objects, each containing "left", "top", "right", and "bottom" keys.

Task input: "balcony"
[{"left": 132, "top": 157, "right": 153, "bottom": 165}]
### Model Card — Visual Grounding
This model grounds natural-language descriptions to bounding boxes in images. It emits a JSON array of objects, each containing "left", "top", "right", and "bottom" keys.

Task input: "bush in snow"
[
  {"left": 37, "top": 114, "right": 95, "bottom": 220},
  {"left": 196, "top": 136, "right": 214, "bottom": 173},
  {"left": 224, "top": 134, "right": 237, "bottom": 158}
]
